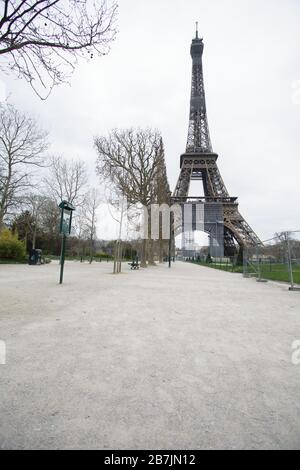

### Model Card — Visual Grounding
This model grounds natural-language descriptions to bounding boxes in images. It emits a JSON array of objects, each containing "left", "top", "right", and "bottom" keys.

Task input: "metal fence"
[{"left": 243, "top": 231, "right": 300, "bottom": 291}]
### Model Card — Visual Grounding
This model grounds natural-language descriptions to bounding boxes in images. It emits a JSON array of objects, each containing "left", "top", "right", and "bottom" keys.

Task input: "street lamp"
[{"left": 58, "top": 200, "right": 75, "bottom": 284}]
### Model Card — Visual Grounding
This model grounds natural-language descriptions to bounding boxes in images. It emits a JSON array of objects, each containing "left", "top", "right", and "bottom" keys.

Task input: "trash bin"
[{"left": 29, "top": 249, "right": 42, "bottom": 265}]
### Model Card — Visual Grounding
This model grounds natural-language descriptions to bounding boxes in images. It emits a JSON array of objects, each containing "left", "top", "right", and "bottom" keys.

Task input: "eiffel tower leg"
[
  {"left": 173, "top": 156, "right": 262, "bottom": 256},
  {"left": 223, "top": 228, "right": 237, "bottom": 257},
  {"left": 224, "top": 208, "right": 261, "bottom": 251},
  {"left": 206, "top": 163, "right": 262, "bottom": 251},
  {"left": 174, "top": 167, "right": 192, "bottom": 198}
]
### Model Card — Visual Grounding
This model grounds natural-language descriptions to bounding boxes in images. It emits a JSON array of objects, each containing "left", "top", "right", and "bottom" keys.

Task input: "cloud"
[{"left": 1, "top": 0, "right": 300, "bottom": 240}]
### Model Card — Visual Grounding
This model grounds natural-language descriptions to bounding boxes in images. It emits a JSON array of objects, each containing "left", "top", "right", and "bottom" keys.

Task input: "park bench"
[{"left": 128, "top": 261, "right": 140, "bottom": 270}]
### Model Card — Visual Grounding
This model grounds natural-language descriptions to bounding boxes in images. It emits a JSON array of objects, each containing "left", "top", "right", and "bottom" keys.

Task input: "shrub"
[
  {"left": 94, "top": 252, "right": 112, "bottom": 260},
  {"left": 0, "top": 229, "right": 26, "bottom": 260}
]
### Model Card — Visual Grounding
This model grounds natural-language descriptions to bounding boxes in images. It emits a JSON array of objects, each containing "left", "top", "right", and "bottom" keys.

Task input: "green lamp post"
[{"left": 58, "top": 200, "right": 75, "bottom": 284}]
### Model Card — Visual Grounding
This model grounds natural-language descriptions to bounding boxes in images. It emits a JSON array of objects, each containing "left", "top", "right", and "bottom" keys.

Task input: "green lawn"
[
  {"left": 254, "top": 263, "right": 300, "bottom": 284},
  {"left": 0, "top": 258, "right": 27, "bottom": 264},
  {"left": 189, "top": 260, "right": 300, "bottom": 284}
]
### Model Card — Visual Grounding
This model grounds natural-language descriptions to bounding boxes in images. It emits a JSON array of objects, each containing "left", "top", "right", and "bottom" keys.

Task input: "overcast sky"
[{"left": 1, "top": 0, "right": 300, "bottom": 241}]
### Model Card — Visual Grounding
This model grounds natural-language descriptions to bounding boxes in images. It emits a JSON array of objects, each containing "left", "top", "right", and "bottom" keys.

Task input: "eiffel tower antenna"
[{"left": 195, "top": 21, "right": 198, "bottom": 38}]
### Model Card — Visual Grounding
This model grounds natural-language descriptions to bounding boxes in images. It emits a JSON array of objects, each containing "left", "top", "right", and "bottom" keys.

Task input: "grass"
[
  {"left": 189, "top": 260, "right": 243, "bottom": 273},
  {"left": 188, "top": 260, "right": 300, "bottom": 284},
  {"left": 0, "top": 258, "right": 27, "bottom": 264},
  {"left": 47, "top": 255, "right": 113, "bottom": 262},
  {"left": 249, "top": 263, "right": 300, "bottom": 284},
  {"left": 47, "top": 255, "right": 134, "bottom": 262}
]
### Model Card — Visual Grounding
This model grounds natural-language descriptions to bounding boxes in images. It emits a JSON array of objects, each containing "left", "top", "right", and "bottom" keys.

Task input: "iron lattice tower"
[
  {"left": 173, "top": 25, "right": 261, "bottom": 255},
  {"left": 186, "top": 26, "right": 212, "bottom": 154}
]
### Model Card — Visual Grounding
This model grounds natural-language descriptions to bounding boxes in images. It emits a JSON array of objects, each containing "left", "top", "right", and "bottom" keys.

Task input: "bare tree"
[
  {"left": 11, "top": 209, "right": 34, "bottom": 249},
  {"left": 0, "top": 102, "right": 48, "bottom": 229},
  {"left": 102, "top": 178, "right": 131, "bottom": 273},
  {"left": 12, "top": 192, "right": 48, "bottom": 249},
  {"left": 39, "top": 196, "right": 60, "bottom": 241},
  {"left": 0, "top": 0, "right": 118, "bottom": 98},
  {"left": 94, "top": 128, "right": 169, "bottom": 267},
  {"left": 79, "top": 187, "right": 101, "bottom": 263},
  {"left": 44, "top": 155, "right": 88, "bottom": 207},
  {"left": 155, "top": 138, "right": 171, "bottom": 262},
  {"left": 24, "top": 193, "right": 48, "bottom": 249}
]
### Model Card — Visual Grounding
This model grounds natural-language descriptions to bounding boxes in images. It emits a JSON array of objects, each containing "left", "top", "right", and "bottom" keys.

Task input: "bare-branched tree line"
[
  {"left": 0, "top": 102, "right": 48, "bottom": 230},
  {"left": 44, "top": 155, "right": 88, "bottom": 207},
  {"left": 76, "top": 188, "right": 101, "bottom": 263},
  {"left": 0, "top": 102, "right": 103, "bottom": 259},
  {"left": 1, "top": 102, "right": 299, "bottom": 266},
  {"left": 94, "top": 128, "right": 171, "bottom": 268}
]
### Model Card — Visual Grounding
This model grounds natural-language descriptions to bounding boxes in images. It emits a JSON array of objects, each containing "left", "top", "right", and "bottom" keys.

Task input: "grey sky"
[{"left": 1, "top": 0, "right": 300, "bottom": 240}]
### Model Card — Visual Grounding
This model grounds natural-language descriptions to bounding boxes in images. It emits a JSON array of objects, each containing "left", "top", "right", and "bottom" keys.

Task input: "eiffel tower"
[{"left": 172, "top": 25, "right": 261, "bottom": 256}]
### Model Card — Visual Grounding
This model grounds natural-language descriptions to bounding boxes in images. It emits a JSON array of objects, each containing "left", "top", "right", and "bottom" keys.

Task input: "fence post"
[
  {"left": 243, "top": 247, "right": 248, "bottom": 277},
  {"left": 256, "top": 243, "right": 267, "bottom": 283},
  {"left": 285, "top": 232, "right": 300, "bottom": 291},
  {"left": 285, "top": 232, "right": 294, "bottom": 290},
  {"left": 168, "top": 212, "right": 172, "bottom": 268}
]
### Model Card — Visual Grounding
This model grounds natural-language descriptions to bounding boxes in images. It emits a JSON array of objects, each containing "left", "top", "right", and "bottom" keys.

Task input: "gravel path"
[{"left": 0, "top": 260, "right": 300, "bottom": 449}]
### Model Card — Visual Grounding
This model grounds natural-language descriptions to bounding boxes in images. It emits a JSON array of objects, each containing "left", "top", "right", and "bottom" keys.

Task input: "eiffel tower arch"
[
  {"left": 173, "top": 200, "right": 225, "bottom": 257},
  {"left": 172, "top": 25, "right": 261, "bottom": 256}
]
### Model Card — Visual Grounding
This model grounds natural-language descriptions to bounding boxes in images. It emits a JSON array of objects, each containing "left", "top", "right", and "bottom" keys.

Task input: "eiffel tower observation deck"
[{"left": 173, "top": 24, "right": 262, "bottom": 256}]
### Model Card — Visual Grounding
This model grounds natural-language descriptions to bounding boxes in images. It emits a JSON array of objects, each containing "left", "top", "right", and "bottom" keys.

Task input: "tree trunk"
[
  {"left": 0, "top": 156, "right": 12, "bottom": 231},
  {"left": 117, "top": 241, "right": 122, "bottom": 273},
  {"left": 0, "top": 213, "right": 5, "bottom": 231},
  {"left": 158, "top": 238, "right": 162, "bottom": 263},
  {"left": 148, "top": 239, "right": 155, "bottom": 265},
  {"left": 32, "top": 227, "right": 37, "bottom": 250},
  {"left": 89, "top": 236, "right": 94, "bottom": 264},
  {"left": 140, "top": 239, "right": 147, "bottom": 267},
  {"left": 24, "top": 230, "right": 28, "bottom": 253},
  {"left": 113, "top": 241, "right": 117, "bottom": 273}
]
